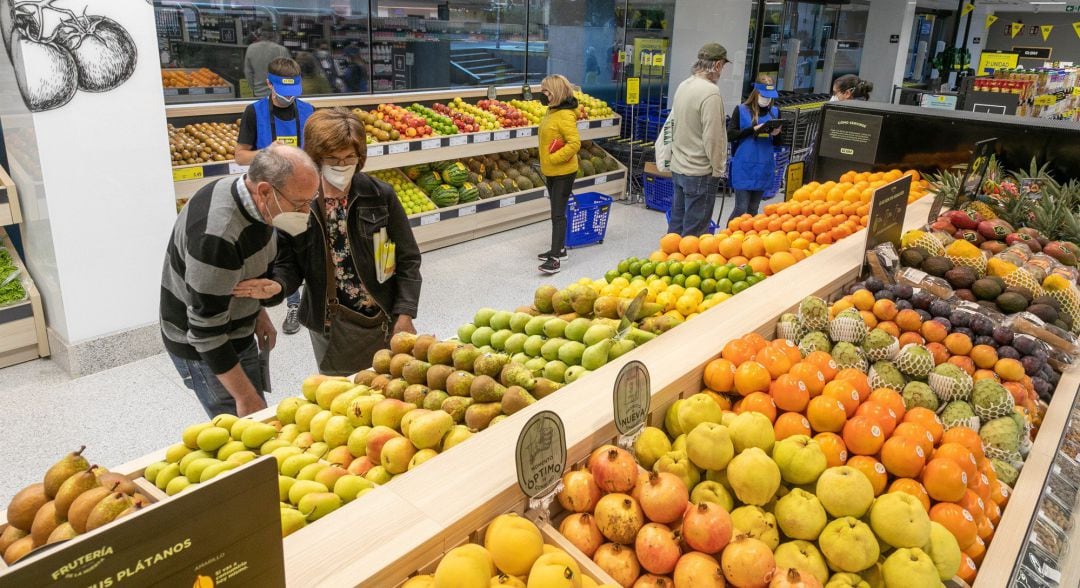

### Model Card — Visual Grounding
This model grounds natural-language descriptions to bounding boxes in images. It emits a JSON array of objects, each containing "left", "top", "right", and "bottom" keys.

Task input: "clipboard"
[
  {"left": 259, "top": 334, "right": 272, "bottom": 393},
  {"left": 759, "top": 119, "right": 783, "bottom": 133},
  {"left": 374, "top": 227, "right": 396, "bottom": 284}
]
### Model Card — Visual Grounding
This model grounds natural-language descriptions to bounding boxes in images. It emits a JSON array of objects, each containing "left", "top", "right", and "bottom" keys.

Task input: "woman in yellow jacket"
[{"left": 537, "top": 74, "right": 581, "bottom": 274}]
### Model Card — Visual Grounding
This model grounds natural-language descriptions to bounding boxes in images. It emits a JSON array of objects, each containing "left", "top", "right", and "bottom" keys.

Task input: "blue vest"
[
  {"left": 731, "top": 104, "right": 779, "bottom": 191},
  {"left": 253, "top": 98, "right": 314, "bottom": 149}
]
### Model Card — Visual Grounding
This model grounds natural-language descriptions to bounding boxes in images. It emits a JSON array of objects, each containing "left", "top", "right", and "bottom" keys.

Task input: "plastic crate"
[
  {"left": 565, "top": 192, "right": 613, "bottom": 248},
  {"left": 664, "top": 209, "right": 719, "bottom": 234},
  {"left": 643, "top": 173, "right": 674, "bottom": 211}
]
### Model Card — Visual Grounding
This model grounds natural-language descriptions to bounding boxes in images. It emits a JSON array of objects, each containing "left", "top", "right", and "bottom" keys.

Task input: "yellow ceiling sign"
[{"left": 1042, "top": 25, "right": 1053, "bottom": 41}]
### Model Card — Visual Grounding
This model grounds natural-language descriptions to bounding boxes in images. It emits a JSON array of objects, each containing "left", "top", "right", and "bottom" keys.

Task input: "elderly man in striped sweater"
[{"left": 161, "top": 145, "right": 319, "bottom": 417}]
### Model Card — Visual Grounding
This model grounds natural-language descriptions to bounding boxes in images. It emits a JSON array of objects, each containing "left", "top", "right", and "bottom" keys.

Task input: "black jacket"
[{"left": 271, "top": 172, "right": 422, "bottom": 333}]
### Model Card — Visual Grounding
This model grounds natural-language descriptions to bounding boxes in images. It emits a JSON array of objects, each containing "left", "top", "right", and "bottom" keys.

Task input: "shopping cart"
[{"left": 565, "top": 192, "right": 613, "bottom": 248}]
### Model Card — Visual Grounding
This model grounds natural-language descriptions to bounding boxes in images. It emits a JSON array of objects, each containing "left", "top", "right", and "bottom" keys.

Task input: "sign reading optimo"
[
  {"left": 0, "top": 458, "right": 284, "bottom": 588},
  {"left": 865, "top": 175, "right": 912, "bottom": 251},
  {"left": 818, "top": 109, "right": 883, "bottom": 165}
]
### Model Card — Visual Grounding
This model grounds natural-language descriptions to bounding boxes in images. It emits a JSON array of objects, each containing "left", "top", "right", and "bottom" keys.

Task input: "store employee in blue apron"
[
  {"left": 727, "top": 75, "right": 783, "bottom": 222},
  {"left": 235, "top": 57, "right": 315, "bottom": 335}
]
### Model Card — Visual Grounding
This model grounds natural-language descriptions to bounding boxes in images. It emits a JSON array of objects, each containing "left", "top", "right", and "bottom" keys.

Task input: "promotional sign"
[
  {"left": 959, "top": 138, "right": 998, "bottom": 202},
  {"left": 785, "top": 161, "right": 805, "bottom": 200},
  {"left": 978, "top": 50, "right": 1019, "bottom": 74},
  {"left": 613, "top": 361, "right": 650, "bottom": 436},
  {"left": 625, "top": 78, "right": 641, "bottom": 105},
  {"left": 0, "top": 458, "right": 284, "bottom": 587},
  {"left": 865, "top": 175, "right": 912, "bottom": 251},
  {"left": 1011, "top": 23, "right": 1024, "bottom": 38},
  {"left": 1014, "top": 46, "right": 1053, "bottom": 60},
  {"left": 1041, "top": 25, "right": 1054, "bottom": 42},
  {"left": 818, "top": 109, "right": 884, "bottom": 165},
  {"left": 986, "top": 14, "right": 999, "bottom": 30},
  {"left": 515, "top": 411, "right": 567, "bottom": 499}
]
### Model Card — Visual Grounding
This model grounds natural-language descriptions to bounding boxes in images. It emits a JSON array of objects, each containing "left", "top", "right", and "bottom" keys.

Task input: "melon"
[
  {"left": 416, "top": 171, "right": 442, "bottom": 195},
  {"left": 403, "top": 164, "right": 429, "bottom": 180},
  {"left": 504, "top": 150, "right": 520, "bottom": 163},
  {"left": 430, "top": 160, "right": 452, "bottom": 173},
  {"left": 500, "top": 179, "right": 519, "bottom": 194},
  {"left": 490, "top": 169, "right": 507, "bottom": 181},
  {"left": 516, "top": 176, "right": 535, "bottom": 190},
  {"left": 580, "top": 160, "right": 597, "bottom": 177},
  {"left": 490, "top": 181, "right": 506, "bottom": 196},
  {"left": 443, "top": 162, "right": 470, "bottom": 187},
  {"left": 477, "top": 183, "right": 495, "bottom": 200},
  {"left": 458, "top": 183, "right": 479, "bottom": 203},
  {"left": 431, "top": 185, "right": 460, "bottom": 207}
]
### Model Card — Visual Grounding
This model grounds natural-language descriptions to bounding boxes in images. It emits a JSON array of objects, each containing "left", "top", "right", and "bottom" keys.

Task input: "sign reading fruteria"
[{"left": 0, "top": 458, "right": 283, "bottom": 588}]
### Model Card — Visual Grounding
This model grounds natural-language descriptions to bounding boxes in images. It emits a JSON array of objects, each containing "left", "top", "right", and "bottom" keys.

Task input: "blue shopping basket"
[
  {"left": 643, "top": 174, "right": 674, "bottom": 212},
  {"left": 565, "top": 192, "right": 613, "bottom": 248}
]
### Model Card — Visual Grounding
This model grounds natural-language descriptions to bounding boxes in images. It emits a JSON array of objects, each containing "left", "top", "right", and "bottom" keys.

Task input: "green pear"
[
  {"left": 288, "top": 480, "right": 329, "bottom": 505},
  {"left": 816, "top": 466, "right": 875, "bottom": 519},
  {"left": 524, "top": 356, "right": 547, "bottom": 375},
  {"left": 185, "top": 458, "right": 222, "bottom": 483},
  {"left": 294, "top": 404, "right": 322, "bottom": 431},
  {"left": 155, "top": 463, "right": 182, "bottom": 491},
  {"left": 399, "top": 409, "right": 431, "bottom": 438},
  {"left": 607, "top": 339, "right": 637, "bottom": 361},
  {"left": 216, "top": 440, "right": 248, "bottom": 460},
  {"left": 346, "top": 395, "right": 384, "bottom": 427},
  {"left": 557, "top": 341, "right": 586, "bottom": 366},
  {"left": 685, "top": 422, "right": 734, "bottom": 471},
  {"left": 178, "top": 450, "right": 213, "bottom": 474},
  {"left": 882, "top": 548, "right": 940, "bottom": 588},
  {"left": 346, "top": 426, "right": 373, "bottom": 458},
  {"left": 774, "top": 488, "right": 828, "bottom": 541},
  {"left": 524, "top": 315, "right": 549, "bottom": 336},
  {"left": 727, "top": 447, "right": 781, "bottom": 506},
  {"left": 583, "top": 324, "right": 617, "bottom": 346},
  {"left": 458, "top": 323, "right": 478, "bottom": 342},
  {"left": 227, "top": 451, "right": 257, "bottom": 465},
  {"left": 308, "top": 411, "right": 335, "bottom": 442},
  {"left": 580, "top": 338, "right": 612, "bottom": 370},
  {"left": 564, "top": 318, "right": 592, "bottom": 342},
  {"left": 297, "top": 462, "right": 328, "bottom": 482},
  {"left": 278, "top": 476, "right": 297, "bottom": 502},
  {"left": 364, "top": 466, "right": 392, "bottom": 485},
  {"left": 271, "top": 446, "right": 304, "bottom": 469},
  {"left": 278, "top": 424, "right": 302, "bottom": 443},
  {"left": 333, "top": 475, "right": 375, "bottom": 502},
  {"left": 408, "top": 411, "right": 454, "bottom": 450},
  {"left": 164, "top": 443, "right": 192, "bottom": 464},
  {"left": 43, "top": 446, "right": 90, "bottom": 498},
  {"left": 563, "top": 366, "right": 589, "bottom": 383},
  {"left": 542, "top": 360, "right": 567, "bottom": 383},
  {"left": 503, "top": 333, "right": 529, "bottom": 355},
  {"left": 143, "top": 462, "right": 166, "bottom": 485},
  {"left": 490, "top": 329, "right": 513, "bottom": 351},
  {"left": 540, "top": 338, "right": 568, "bottom": 362},
  {"left": 489, "top": 310, "right": 513, "bottom": 330},
  {"left": 315, "top": 380, "right": 356, "bottom": 410},
  {"left": 731, "top": 505, "right": 780, "bottom": 550},
  {"left": 869, "top": 491, "right": 931, "bottom": 549},
  {"left": 240, "top": 422, "right": 277, "bottom": 449},
  {"left": 199, "top": 461, "right": 238, "bottom": 483},
  {"left": 625, "top": 328, "right": 657, "bottom": 346},
  {"left": 728, "top": 411, "right": 776, "bottom": 454},
  {"left": 330, "top": 388, "right": 365, "bottom": 416},
  {"left": 280, "top": 506, "right": 307, "bottom": 536},
  {"left": 298, "top": 492, "right": 342, "bottom": 521},
  {"left": 380, "top": 437, "right": 417, "bottom": 474},
  {"left": 633, "top": 427, "right": 672, "bottom": 470},
  {"left": 259, "top": 439, "right": 291, "bottom": 455},
  {"left": 774, "top": 540, "right": 829, "bottom": 585},
  {"left": 229, "top": 418, "right": 257, "bottom": 440},
  {"left": 690, "top": 480, "right": 734, "bottom": 512},
  {"left": 510, "top": 311, "right": 534, "bottom": 333},
  {"left": 409, "top": 449, "right": 439, "bottom": 470},
  {"left": 371, "top": 399, "right": 416, "bottom": 429},
  {"left": 441, "top": 425, "right": 474, "bottom": 451},
  {"left": 818, "top": 517, "right": 880, "bottom": 573},
  {"left": 772, "top": 435, "right": 827, "bottom": 485},
  {"left": 306, "top": 442, "right": 330, "bottom": 458},
  {"left": 276, "top": 397, "right": 305, "bottom": 425},
  {"left": 322, "top": 416, "right": 354, "bottom": 449},
  {"left": 523, "top": 335, "right": 545, "bottom": 358},
  {"left": 165, "top": 475, "right": 192, "bottom": 496},
  {"left": 470, "top": 326, "right": 494, "bottom": 347},
  {"left": 280, "top": 454, "right": 320, "bottom": 478},
  {"left": 181, "top": 422, "right": 213, "bottom": 449},
  {"left": 542, "top": 318, "right": 568, "bottom": 339},
  {"left": 499, "top": 362, "right": 536, "bottom": 390}
]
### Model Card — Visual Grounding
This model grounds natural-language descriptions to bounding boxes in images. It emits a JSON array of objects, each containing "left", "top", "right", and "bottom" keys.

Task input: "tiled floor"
[{"left": 0, "top": 195, "right": 755, "bottom": 505}]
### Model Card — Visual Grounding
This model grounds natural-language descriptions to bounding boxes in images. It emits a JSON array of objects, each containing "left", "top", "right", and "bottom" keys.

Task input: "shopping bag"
[{"left": 654, "top": 110, "right": 675, "bottom": 172}]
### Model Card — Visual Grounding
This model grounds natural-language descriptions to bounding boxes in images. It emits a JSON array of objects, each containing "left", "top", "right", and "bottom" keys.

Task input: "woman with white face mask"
[
  {"left": 251, "top": 107, "right": 422, "bottom": 375},
  {"left": 727, "top": 74, "right": 783, "bottom": 222}
]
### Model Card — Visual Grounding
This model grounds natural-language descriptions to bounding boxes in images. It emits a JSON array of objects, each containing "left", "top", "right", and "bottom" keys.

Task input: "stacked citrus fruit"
[{"left": 652, "top": 230, "right": 812, "bottom": 277}]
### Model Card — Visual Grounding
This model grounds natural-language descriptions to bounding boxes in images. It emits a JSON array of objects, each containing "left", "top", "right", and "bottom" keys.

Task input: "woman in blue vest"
[
  {"left": 235, "top": 57, "right": 315, "bottom": 334},
  {"left": 727, "top": 75, "right": 783, "bottom": 222}
]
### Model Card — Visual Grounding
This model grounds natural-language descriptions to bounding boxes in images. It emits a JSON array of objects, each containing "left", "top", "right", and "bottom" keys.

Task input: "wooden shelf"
[
  {"left": 0, "top": 229, "right": 50, "bottom": 370},
  {"left": 0, "top": 164, "right": 20, "bottom": 226}
]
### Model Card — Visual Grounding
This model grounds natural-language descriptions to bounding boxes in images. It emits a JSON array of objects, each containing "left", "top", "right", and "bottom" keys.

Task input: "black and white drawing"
[{"left": 2, "top": 0, "right": 137, "bottom": 112}]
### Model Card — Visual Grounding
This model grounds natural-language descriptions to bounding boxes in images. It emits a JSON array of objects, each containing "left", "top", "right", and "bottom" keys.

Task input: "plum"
[
  {"left": 1013, "top": 335, "right": 1038, "bottom": 355},
  {"left": 975, "top": 336, "right": 996, "bottom": 347},
  {"left": 997, "top": 346, "right": 1020, "bottom": 360},
  {"left": 971, "top": 317, "right": 995, "bottom": 337},
  {"left": 930, "top": 300, "right": 952, "bottom": 318},
  {"left": 910, "top": 291, "right": 933, "bottom": 310},
  {"left": 992, "top": 326, "right": 1013, "bottom": 346},
  {"left": 954, "top": 327, "right": 975, "bottom": 339},
  {"left": 916, "top": 310, "right": 932, "bottom": 322},
  {"left": 847, "top": 283, "right": 865, "bottom": 295},
  {"left": 891, "top": 284, "right": 914, "bottom": 300},
  {"left": 949, "top": 311, "right": 971, "bottom": 328},
  {"left": 896, "top": 300, "right": 913, "bottom": 311},
  {"left": 1032, "top": 377, "right": 1051, "bottom": 398},
  {"left": 1022, "top": 355, "right": 1044, "bottom": 376},
  {"left": 864, "top": 277, "right": 885, "bottom": 293},
  {"left": 874, "top": 289, "right": 896, "bottom": 301},
  {"left": 933, "top": 318, "right": 952, "bottom": 331}
]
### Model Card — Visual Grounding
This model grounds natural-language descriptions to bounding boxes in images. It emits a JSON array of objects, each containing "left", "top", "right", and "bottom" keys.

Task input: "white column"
[
  {"left": 668, "top": 0, "right": 754, "bottom": 112},
  {"left": 961, "top": 4, "right": 995, "bottom": 79},
  {"left": 859, "top": 0, "right": 918, "bottom": 103},
  {"left": 0, "top": 0, "right": 176, "bottom": 374}
]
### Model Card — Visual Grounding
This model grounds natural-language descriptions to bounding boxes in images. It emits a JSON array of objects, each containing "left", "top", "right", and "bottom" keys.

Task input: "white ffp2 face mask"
[
  {"left": 322, "top": 164, "right": 356, "bottom": 190},
  {"left": 758, "top": 96, "right": 772, "bottom": 108},
  {"left": 269, "top": 188, "right": 310, "bottom": 236}
]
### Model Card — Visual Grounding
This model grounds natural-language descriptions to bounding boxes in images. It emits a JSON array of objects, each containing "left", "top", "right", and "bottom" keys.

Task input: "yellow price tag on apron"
[{"left": 279, "top": 136, "right": 298, "bottom": 147}]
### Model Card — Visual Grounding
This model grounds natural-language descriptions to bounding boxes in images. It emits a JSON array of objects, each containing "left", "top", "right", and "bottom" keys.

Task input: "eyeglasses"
[
  {"left": 270, "top": 184, "right": 318, "bottom": 212},
  {"left": 324, "top": 156, "right": 361, "bottom": 166}
]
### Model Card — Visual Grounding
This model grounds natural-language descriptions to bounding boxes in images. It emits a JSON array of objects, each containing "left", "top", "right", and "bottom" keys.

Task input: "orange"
[
  {"left": 926, "top": 342, "right": 950, "bottom": 366},
  {"left": 851, "top": 289, "right": 875, "bottom": 311},
  {"left": 957, "top": 554, "right": 978, "bottom": 584},
  {"left": 834, "top": 368, "right": 871, "bottom": 402},
  {"left": 843, "top": 416, "right": 886, "bottom": 456},
  {"left": 976, "top": 514, "right": 995, "bottom": 543},
  {"left": 771, "top": 338, "right": 803, "bottom": 365},
  {"left": 944, "top": 332, "right": 973, "bottom": 356},
  {"left": 807, "top": 395, "right": 847, "bottom": 433},
  {"left": 804, "top": 351, "right": 839, "bottom": 382},
  {"left": 718, "top": 237, "right": 742, "bottom": 258},
  {"left": 876, "top": 321, "right": 900, "bottom": 338},
  {"left": 933, "top": 442, "right": 978, "bottom": 483},
  {"left": 721, "top": 339, "right": 756, "bottom": 365},
  {"left": 942, "top": 427, "right": 984, "bottom": 461},
  {"left": 770, "top": 373, "right": 810, "bottom": 412},
  {"left": 971, "top": 472, "right": 993, "bottom": 504},
  {"left": 868, "top": 388, "right": 906, "bottom": 421},
  {"left": 989, "top": 478, "right": 1010, "bottom": 507},
  {"left": 737, "top": 391, "right": 777, "bottom": 423},
  {"left": 889, "top": 478, "right": 931, "bottom": 512},
  {"left": 775, "top": 412, "right": 812, "bottom": 440},
  {"left": 920, "top": 320, "right": 948, "bottom": 343},
  {"left": 903, "top": 407, "right": 944, "bottom": 444},
  {"left": 823, "top": 380, "right": 861, "bottom": 417},
  {"left": 922, "top": 458, "right": 968, "bottom": 502},
  {"left": 749, "top": 256, "right": 771, "bottom": 276},
  {"left": 966, "top": 534, "right": 987, "bottom": 565},
  {"left": 734, "top": 361, "right": 772, "bottom": 396},
  {"left": 742, "top": 332, "right": 769, "bottom": 353},
  {"left": 880, "top": 435, "right": 927, "bottom": 478},
  {"left": 972, "top": 369, "right": 999, "bottom": 383},
  {"left": 815, "top": 432, "right": 849, "bottom": 467},
  {"left": 855, "top": 401, "right": 898, "bottom": 437},
  {"left": 728, "top": 255, "right": 748, "bottom": 267},
  {"left": 895, "top": 309, "right": 923, "bottom": 333},
  {"left": 698, "top": 235, "right": 719, "bottom": 256},
  {"left": 872, "top": 299, "right": 898, "bottom": 321},
  {"left": 948, "top": 355, "right": 976, "bottom": 375},
  {"left": 769, "top": 252, "right": 798, "bottom": 274},
  {"left": 741, "top": 235, "right": 766, "bottom": 258},
  {"left": 930, "top": 503, "right": 978, "bottom": 549},
  {"left": 1003, "top": 381, "right": 1029, "bottom": 405},
  {"left": 958, "top": 489, "right": 987, "bottom": 520},
  {"left": 648, "top": 250, "right": 667, "bottom": 262},
  {"left": 898, "top": 332, "right": 926, "bottom": 347},
  {"left": 667, "top": 252, "right": 686, "bottom": 261},
  {"left": 660, "top": 233, "right": 682, "bottom": 254},
  {"left": 970, "top": 345, "right": 998, "bottom": 369},
  {"left": 858, "top": 311, "right": 878, "bottom": 329},
  {"left": 893, "top": 422, "right": 935, "bottom": 456},
  {"left": 994, "top": 358, "right": 1025, "bottom": 382},
  {"left": 985, "top": 499, "right": 1002, "bottom": 526},
  {"left": 847, "top": 456, "right": 888, "bottom": 496},
  {"left": 679, "top": 235, "right": 700, "bottom": 256},
  {"left": 790, "top": 362, "right": 827, "bottom": 396},
  {"left": 703, "top": 358, "right": 737, "bottom": 393}
]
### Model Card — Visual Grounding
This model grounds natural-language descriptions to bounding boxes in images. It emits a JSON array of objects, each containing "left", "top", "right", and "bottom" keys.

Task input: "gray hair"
[
  {"left": 692, "top": 58, "right": 723, "bottom": 75},
  {"left": 248, "top": 144, "right": 316, "bottom": 187}
]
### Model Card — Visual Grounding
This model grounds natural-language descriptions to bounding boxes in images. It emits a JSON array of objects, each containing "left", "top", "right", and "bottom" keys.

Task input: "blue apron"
[
  {"left": 253, "top": 97, "right": 314, "bottom": 149},
  {"left": 731, "top": 104, "right": 779, "bottom": 191}
]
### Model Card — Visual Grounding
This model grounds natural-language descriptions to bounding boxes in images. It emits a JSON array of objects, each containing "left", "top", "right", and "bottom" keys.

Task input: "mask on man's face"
[
  {"left": 273, "top": 93, "right": 296, "bottom": 107},
  {"left": 267, "top": 186, "right": 309, "bottom": 236}
]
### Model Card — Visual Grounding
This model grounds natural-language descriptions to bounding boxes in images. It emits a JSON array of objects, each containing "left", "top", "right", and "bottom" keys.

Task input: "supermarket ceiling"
[{"left": 916, "top": 0, "right": 1080, "bottom": 10}]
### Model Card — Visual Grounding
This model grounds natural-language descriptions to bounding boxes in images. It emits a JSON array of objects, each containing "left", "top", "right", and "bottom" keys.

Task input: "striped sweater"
[{"left": 160, "top": 177, "right": 281, "bottom": 374}]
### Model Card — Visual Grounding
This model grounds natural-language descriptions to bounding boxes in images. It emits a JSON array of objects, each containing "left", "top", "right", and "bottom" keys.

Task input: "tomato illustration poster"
[{"left": 2, "top": 0, "right": 138, "bottom": 112}]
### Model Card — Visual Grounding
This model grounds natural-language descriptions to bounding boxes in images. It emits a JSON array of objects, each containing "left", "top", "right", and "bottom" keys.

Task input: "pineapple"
[{"left": 927, "top": 169, "right": 963, "bottom": 211}]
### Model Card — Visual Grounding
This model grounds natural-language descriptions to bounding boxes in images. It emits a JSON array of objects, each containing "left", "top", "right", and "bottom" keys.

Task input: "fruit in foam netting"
[
  {"left": 633, "top": 471, "right": 689, "bottom": 524},
  {"left": 587, "top": 445, "right": 637, "bottom": 493},
  {"left": 681, "top": 501, "right": 733, "bottom": 554}
]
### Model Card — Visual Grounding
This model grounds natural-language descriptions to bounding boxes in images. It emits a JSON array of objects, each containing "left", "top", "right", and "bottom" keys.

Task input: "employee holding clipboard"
[{"left": 727, "top": 74, "right": 783, "bottom": 223}]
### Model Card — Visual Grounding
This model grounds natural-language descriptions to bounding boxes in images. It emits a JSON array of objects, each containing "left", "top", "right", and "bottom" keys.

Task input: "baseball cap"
[
  {"left": 698, "top": 43, "right": 728, "bottom": 62},
  {"left": 268, "top": 73, "right": 302, "bottom": 97},
  {"left": 754, "top": 82, "right": 779, "bottom": 99}
]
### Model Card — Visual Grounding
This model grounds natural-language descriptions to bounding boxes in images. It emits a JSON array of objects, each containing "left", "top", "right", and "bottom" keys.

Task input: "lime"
[
  {"left": 728, "top": 267, "right": 747, "bottom": 282},
  {"left": 713, "top": 266, "right": 729, "bottom": 280},
  {"left": 604, "top": 270, "right": 620, "bottom": 283},
  {"left": 732, "top": 281, "right": 750, "bottom": 294},
  {"left": 673, "top": 274, "right": 686, "bottom": 287},
  {"left": 655, "top": 262, "right": 670, "bottom": 277},
  {"left": 621, "top": 273, "right": 633, "bottom": 282},
  {"left": 640, "top": 262, "right": 656, "bottom": 277},
  {"left": 700, "top": 264, "right": 715, "bottom": 279},
  {"left": 746, "top": 275, "right": 761, "bottom": 286},
  {"left": 617, "top": 259, "right": 631, "bottom": 274},
  {"left": 669, "top": 262, "right": 683, "bottom": 276},
  {"left": 717, "top": 278, "right": 733, "bottom": 293},
  {"left": 700, "top": 278, "right": 717, "bottom": 294},
  {"left": 629, "top": 261, "right": 643, "bottom": 276},
  {"left": 685, "top": 275, "right": 702, "bottom": 290},
  {"left": 754, "top": 272, "right": 767, "bottom": 281},
  {"left": 661, "top": 276, "right": 672, "bottom": 285},
  {"left": 682, "top": 261, "right": 701, "bottom": 276}
]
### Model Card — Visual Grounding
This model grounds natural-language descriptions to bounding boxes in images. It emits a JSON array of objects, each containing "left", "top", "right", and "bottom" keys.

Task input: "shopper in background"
[
  {"left": 161, "top": 145, "right": 319, "bottom": 417},
  {"left": 250, "top": 108, "right": 421, "bottom": 376},
  {"left": 235, "top": 57, "right": 316, "bottom": 335},
  {"left": 316, "top": 43, "right": 344, "bottom": 93},
  {"left": 342, "top": 46, "right": 369, "bottom": 93},
  {"left": 727, "top": 74, "right": 782, "bottom": 222},
  {"left": 536, "top": 74, "right": 582, "bottom": 275},
  {"left": 668, "top": 43, "right": 729, "bottom": 236},
  {"left": 297, "top": 52, "right": 332, "bottom": 96},
  {"left": 831, "top": 74, "right": 874, "bottom": 102},
  {"left": 244, "top": 29, "right": 290, "bottom": 99}
]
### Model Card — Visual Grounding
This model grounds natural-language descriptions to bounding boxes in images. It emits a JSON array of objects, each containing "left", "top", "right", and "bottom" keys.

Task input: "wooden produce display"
[
  {"left": 0, "top": 228, "right": 48, "bottom": 369},
  {"left": 0, "top": 164, "right": 19, "bottom": 226}
]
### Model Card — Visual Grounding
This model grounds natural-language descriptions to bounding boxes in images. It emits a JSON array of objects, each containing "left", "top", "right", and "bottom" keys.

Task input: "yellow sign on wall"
[
  {"left": 1042, "top": 25, "right": 1054, "bottom": 41},
  {"left": 978, "top": 51, "right": 1019, "bottom": 75},
  {"left": 1011, "top": 22, "right": 1024, "bottom": 38},
  {"left": 986, "top": 14, "right": 998, "bottom": 30}
]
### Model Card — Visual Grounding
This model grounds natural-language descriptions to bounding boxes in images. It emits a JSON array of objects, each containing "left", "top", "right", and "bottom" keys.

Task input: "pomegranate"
[
  {"left": 721, "top": 535, "right": 775, "bottom": 588},
  {"left": 588, "top": 445, "right": 638, "bottom": 493},
  {"left": 594, "top": 493, "right": 645, "bottom": 544},
  {"left": 681, "top": 502, "right": 733, "bottom": 555},
  {"left": 593, "top": 542, "right": 641, "bottom": 587},
  {"left": 558, "top": 513, "right": 604, "bottom": 558},
  {"left": 673, "top": 552, "right": 725, "bottom": 588},
  {"left": 635, "top": 523, "right": 682, "bottom": 575},
  {"left": 769, "top": 567, "right": 822, "bottom": 588},
  {"left": 634, "top": 471, "right": 690, "bottom": 524},
  {"left": 633, "top": 574, "right": 675, "bottom": 588},
  {"left": 558, "top": 467, "right": 602, "bottom": 513}
]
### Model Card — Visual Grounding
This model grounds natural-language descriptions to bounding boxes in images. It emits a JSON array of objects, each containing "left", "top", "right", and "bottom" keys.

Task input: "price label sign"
[
  {"left": 594, "top": 175, "right": 608, "bottom": 185},
  {"left": 459, "top": 205, "right": 477, "bottom": 216},
  {"left": 449, "top": 135, "right": 468, "bottom": 147},
  {"left": 172, "top": 166, "right": 204, "bottom": 182},
  {"left": 626, "top": 77, "right": 641, "bottom": 105},
  {"left": 388, "top": 142, "right": 411, "bottom": 154},
  {"left": 865, "top": 175, "right": 912, "bottom": 251},
  {"left": 420, "top": 213, "right": 439, "bottom": 226},
  {"left": 652, "top": 53, "right": 666, "bottom": 67},
  {"left": 367, "top": 145, "right": 386, "bottom": 157},
  {"left": 576, "top": 120, "right": 589, "bottom": 130},
  {"left": 188, "top": 87, "right": 206, "bottom": 95},
  {"left": 1034, "top": 94, "right": 1057, "bottom": 106},
  {"left": 516, "top": 128, "right": 534, "bottom": 138},
  {"left": 421, "top": 138, "right": 441, "bottom": 150},
  {"left": 613, "top": 361, "right": 650, "bottom": 436},
  {"left": 493, "top": 130, "right": 511, "bottom": 141},
  {"left": 499, "top": 197, "right": 515, "bottom": 208},
  {"left": 515, "top": 411, "right": 567, "bottom": 498},
  {"left": 474, "top": 132, "right": 491, "bottom": 143},
  {"left": 228, "top": 163, "right": 249, "bottom": 175},
  {"left": 600, "top": 119, "right": 614, "bottom": 127}
]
